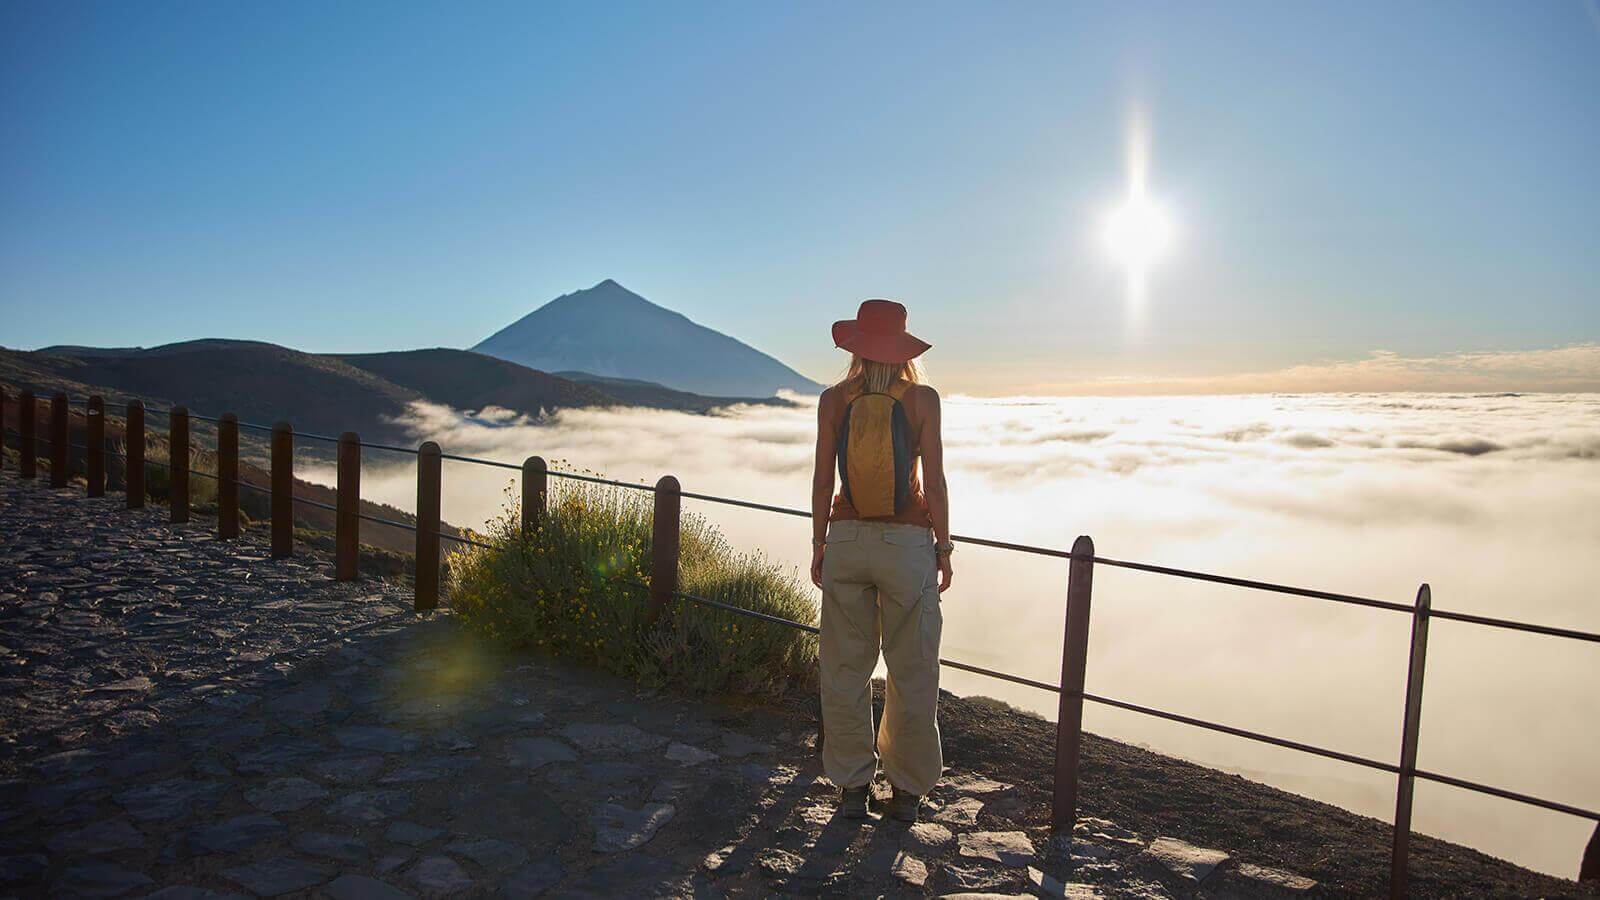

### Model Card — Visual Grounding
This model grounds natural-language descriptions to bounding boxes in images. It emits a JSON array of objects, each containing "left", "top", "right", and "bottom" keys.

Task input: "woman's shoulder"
[{"left": 903, "top": 383, "right": 940, "bottom": 405}]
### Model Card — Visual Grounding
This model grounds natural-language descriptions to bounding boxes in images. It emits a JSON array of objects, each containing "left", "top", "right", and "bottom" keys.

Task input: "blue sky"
[{"left": 2, "top": 1, "right": 1596, "bottom": 392}]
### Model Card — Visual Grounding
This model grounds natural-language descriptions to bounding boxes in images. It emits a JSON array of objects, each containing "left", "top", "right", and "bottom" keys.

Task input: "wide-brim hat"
[{"left": 831, "top": 299, "right": 931, "bottom": 364}]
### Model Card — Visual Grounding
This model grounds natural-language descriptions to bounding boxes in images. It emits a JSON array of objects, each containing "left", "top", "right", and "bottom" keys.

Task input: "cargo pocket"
[
  {"left": 881, "top": 526, "right": 932, "bottom": 548},
  {"left": 825, "top": 520, "right": 860, "bottom": 544},
  {"left": 919, "top": 584, "right": 943, "bottom": 663}
]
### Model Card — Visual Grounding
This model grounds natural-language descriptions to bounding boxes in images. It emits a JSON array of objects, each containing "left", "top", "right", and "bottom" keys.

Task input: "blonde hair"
[{"left": 842, "top": 354, "right": 923, "bottom": 394}]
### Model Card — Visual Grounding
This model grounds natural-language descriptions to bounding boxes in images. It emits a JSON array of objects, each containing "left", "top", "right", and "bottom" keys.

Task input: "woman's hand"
[
  {"left": 810, "top": 544, "right": 826, "bottom": 588},
  {"left": 937, "top": 551, "right": 953, "bottom": 592}
]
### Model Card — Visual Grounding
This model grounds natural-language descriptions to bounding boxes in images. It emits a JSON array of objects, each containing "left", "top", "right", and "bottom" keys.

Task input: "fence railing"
[{"left": 3, "top": 387, "right": 1597, "bottom": 893}]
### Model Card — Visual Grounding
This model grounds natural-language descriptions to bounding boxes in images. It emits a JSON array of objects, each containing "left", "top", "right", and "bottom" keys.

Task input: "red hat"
[{"left": 831, "top": 299, "right": 931, "bottom": 364}]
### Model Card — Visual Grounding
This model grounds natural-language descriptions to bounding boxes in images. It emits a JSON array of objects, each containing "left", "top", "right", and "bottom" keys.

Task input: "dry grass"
[{"left": 447, "top": 476, "right": 818, "bottom": 697}]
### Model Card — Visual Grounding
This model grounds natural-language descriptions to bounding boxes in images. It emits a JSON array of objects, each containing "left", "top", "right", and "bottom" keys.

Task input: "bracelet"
[
  {"left": 812, "top": 538, "right": 826, "bottom": 548},
  {"left": 935, "top": 541, "right": 955, "bottom": 557}
]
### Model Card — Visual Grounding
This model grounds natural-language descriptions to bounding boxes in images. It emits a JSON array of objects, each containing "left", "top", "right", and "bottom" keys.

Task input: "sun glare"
[
  {"left": 1104, "top": 193, "right": 1174, "bottom": 269},
  {"left": 1103, "top": 110, "right": 1176, "bottom": 322}
]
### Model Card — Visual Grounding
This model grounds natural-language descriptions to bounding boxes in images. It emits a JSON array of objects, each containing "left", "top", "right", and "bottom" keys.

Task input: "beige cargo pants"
[{"left": 819, "top": 519, "right": 943, "bottom": 796}]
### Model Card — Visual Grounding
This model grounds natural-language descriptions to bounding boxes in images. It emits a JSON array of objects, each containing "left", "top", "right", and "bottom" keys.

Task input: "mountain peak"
[
  {"left": 551, "top": 279, "right": 658, "bottom": 312},
  {"left": 472, "top": 283, "right": 821, "bottom": 397}
]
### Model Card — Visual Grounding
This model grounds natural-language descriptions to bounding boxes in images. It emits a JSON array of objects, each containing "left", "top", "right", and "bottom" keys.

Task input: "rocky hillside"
[{"left": 3, "top": 340, "right": 794, "bottom": 455}]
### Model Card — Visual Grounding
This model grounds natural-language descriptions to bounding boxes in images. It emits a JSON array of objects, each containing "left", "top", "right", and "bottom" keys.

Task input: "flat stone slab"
[
  {"left": 46, "top": 817, "right": 146, "bottom": 854},
  {"left": 1028, "top": 866, "right": 1108, "bottom": 898},
  {"left": 591, "top": 802, "right": 676, "bottom": 853},
  {"left": 232, "top": 736, "right": 326, "bottom": 774},
  {"left": 379, "top": 756, "right": 478, "bottom": 784},
  {"left": 904, "top": 822, "right": 956, "bottom": 855},
  {"left": 55, "top": 859, "right": 155, "bottom": 897},
  {"left": 105, "top": 749, "right": 182, "bottom": 779},
  {"left": 245, "top": 777, "right": 329, "bottom": 812},
  {"left": 309, "top": 755, "right": 386, "bottom": 784},
  {"left": 757, "top": 848, "right": 804, "bottom": 878},
  {"left": 940, "top": 863, "right": 1015, "bottom": 891},
  {"left": 958, "top": 831, "right": 1036, "bottom": 867},
  {"left": 188, "top": 814, "right": 286, "bottom": 854},
  {"left": 323, "top": 874, "right": 412, "bottom": 900},
  {"left": 444, "top": 836, "right": 528, "bottom": 871},
  {"left": 560, "top": 723, "right": 667, "bottom": 754},
  {"left": 892, "top": 852, "right": 929, "bottom": 886},
  {"left": 408, "top": 855, "right": 473, "bottom": 894},
  {"left": 114, "top": 778, "right": 225, "bottom": 821},
  {"left": 219, "top": 856, "right": 333, "bottom": 896},
  {"left": 92, "top": 676, "right": 154, "bottom": 694},
  {"left": 292, "top": 831, "right": 370, "bottom": 863},
  {"left": 934, "top": 796, "right": 985, "bottom": 826},
  {"left": 943, "top": 773, "right": 1015, "bottom": 795},
  {"left": 1140, "top": 836, "right": 1230, "bottom": 884},
  {"left": 325, "top": 790, "right": 413, "bottom": 823},
  {"left": 506, "top": 736, "right": 578, "bottom": 769},
  {"left": 334, "top": 726, "right": 421, "bottom": 754},
  {"left": 385, "top": 820, "right": 443, "bottom": 846},
  {"left": 1234, "top": 862, "right": 1319, "bottom": 894},
  {"left": 664, "top": 741, "right": 719, "bottom": 766}
]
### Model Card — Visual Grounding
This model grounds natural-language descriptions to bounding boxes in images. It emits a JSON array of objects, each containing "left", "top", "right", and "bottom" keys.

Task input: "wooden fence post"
[
  {"left": 522, "top": 455, "right": 547, "bottom": 538},
  {"left": 646, "top": 475, "right": 681, "bottom": 626},
  {"left": 126, "top": 400, "right": 145, "bottom": 508},
  {"left": 170, "top": 407, "right": 190, "bottom": 523},
  {"left": 50, "top": 394, "right": 68, "bottom": 488},
  {"left": 1389, "top": 583, "right": 1432, "bottom": 898},
  {"left": 336, "top": 432, "right": 360, "bottom": 581},
  {"left": 218, "top": 414, "right": 239, "bottom": 539},
  {"left": 415, "top": 442, "right": 441, "bottom": 611},
  {"left": 86, "top": 396, "right": 105, "bottom": 497},
  {"left": 271, "top": 422, "right": 293, "bottom": 559},
  {"left": 19, "top": 390, "right": 37, "bottom": 478},
  {"left": 1051, "top": 534, "right": 1096, "bottom": 830}
]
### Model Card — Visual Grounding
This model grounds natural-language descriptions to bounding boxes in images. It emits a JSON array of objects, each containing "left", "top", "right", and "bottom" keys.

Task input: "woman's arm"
[
  {"left": 810, "top": 388, "right": 838, "bottom": 587},
  {"left": 918, "top": 386, "right": 953, "bottom": 592}
]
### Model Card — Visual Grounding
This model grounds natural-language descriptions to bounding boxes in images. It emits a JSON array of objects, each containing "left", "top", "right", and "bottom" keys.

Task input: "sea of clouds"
[{"left": 303, "top": 391, "right": 1599, "bottom": 877}]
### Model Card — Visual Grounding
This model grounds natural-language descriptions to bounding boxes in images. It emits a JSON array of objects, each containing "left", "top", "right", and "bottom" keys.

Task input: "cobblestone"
[{"left": 0, "top": 477, "right": 1320, "bottom": 897}]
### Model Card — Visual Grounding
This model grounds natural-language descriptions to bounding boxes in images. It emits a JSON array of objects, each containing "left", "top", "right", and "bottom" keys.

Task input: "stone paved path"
[{"left": 1, "top": 477, "right": 1319, "bottom": 898}]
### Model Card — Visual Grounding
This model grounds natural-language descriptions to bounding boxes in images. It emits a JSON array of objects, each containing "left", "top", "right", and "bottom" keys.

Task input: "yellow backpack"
[{"left": 837, "top": 382, "right": 915, "bottom": 518}]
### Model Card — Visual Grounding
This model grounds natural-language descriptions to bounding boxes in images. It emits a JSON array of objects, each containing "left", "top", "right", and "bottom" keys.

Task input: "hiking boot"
[
  {"left": 838, "top": 786, "right": 870, "bottom": 819},
  {"left": 887, "top": 786, "right": 921, "bottom": 822}
]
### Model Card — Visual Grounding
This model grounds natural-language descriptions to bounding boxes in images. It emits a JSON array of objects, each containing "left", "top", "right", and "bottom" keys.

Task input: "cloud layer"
[
  {"left": 1018, "top": 344, "right": 1600, "bottom": 395},
  {"left": 306, "top": 391, "right": 1600, "bottom": 877}
]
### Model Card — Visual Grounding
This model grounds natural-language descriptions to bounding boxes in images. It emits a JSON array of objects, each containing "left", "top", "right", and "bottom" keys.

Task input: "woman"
[{"left": 810, "top": 298, "right": 953, "bottom": 822}]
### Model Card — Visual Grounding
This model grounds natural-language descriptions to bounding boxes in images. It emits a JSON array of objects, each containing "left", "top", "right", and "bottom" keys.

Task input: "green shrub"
[{"left": 447, "top": 475, "right": 818, "bottom": 697}]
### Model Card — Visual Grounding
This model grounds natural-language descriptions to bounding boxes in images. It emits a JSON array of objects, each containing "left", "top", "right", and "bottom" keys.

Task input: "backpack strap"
[{"left": 843, "top": 379, "right": 912, "bottom": 404}]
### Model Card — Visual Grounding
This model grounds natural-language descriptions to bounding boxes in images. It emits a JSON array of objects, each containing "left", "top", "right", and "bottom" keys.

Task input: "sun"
[
  {"left": 1100, "top": 110, "right": 1176, "bottom": 322},
  {"left": 1103, "top": 192, "right": 1174, "bottom": 271}
]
